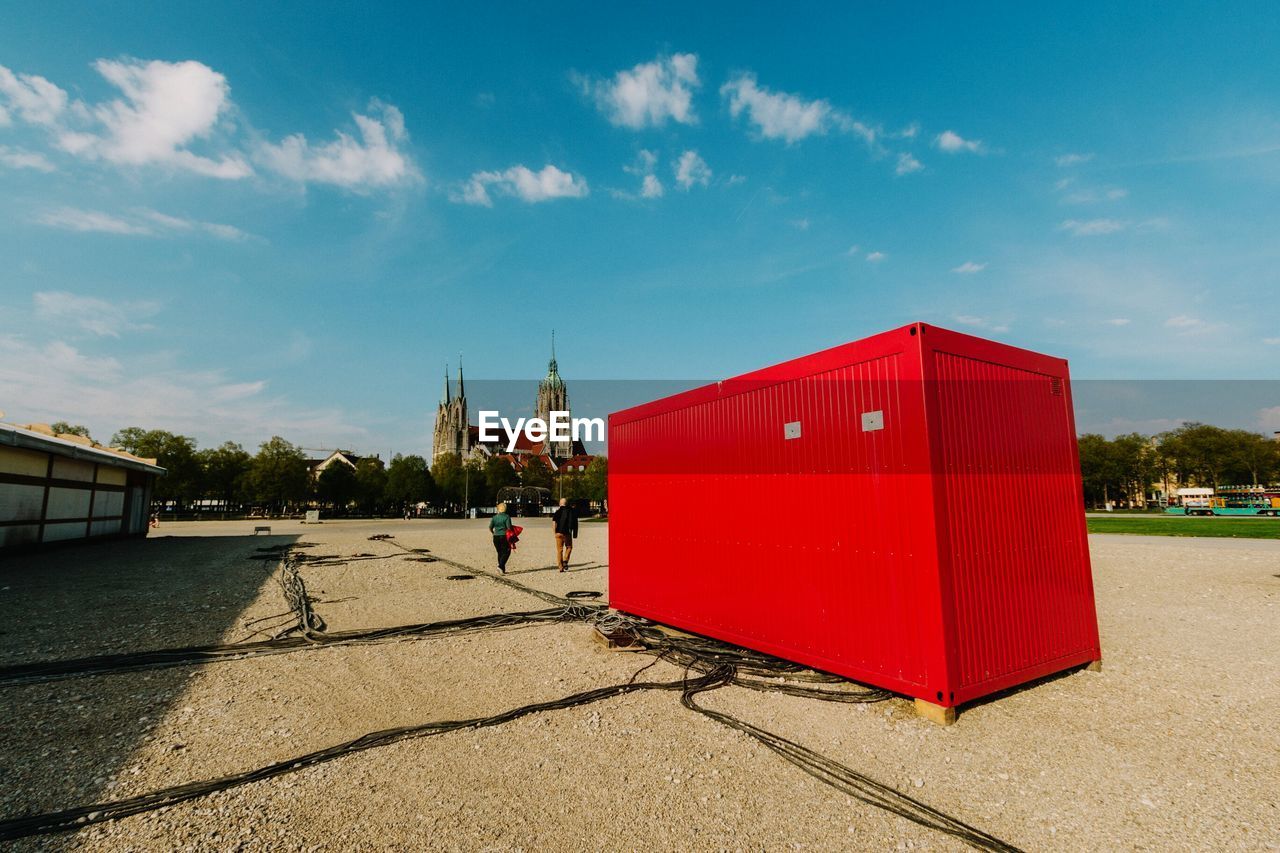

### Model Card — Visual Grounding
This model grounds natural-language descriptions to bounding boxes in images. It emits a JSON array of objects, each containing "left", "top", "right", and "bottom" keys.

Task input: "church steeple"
[
  {"left": 457, "top": 354, "right": 465, "bottom": 400},
  {"left": 544, "top": 331, "right": 564, "bottom": 390},
  {"left": 536, "top": 331, "right": 571, "bottom": 458},
  {"left": 442, "top": 363, "right": 451, "bottom": 404}
]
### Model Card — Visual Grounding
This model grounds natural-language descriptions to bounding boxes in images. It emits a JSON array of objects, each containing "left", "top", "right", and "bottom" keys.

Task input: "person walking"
[
  {"left": 551, "top": 498, "right": 578, "bottom": 572},
  {"left": 490, "top": 502, "right": 514, "bottom": 573}
]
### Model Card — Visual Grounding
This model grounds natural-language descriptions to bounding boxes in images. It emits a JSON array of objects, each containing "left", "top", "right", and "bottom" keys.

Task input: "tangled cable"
[
  {"left": 0, "top": 541, "right": 1023, "bottom": 851},
  {"left": 274, "top": 551, "right": 326, "bottom": 639},
  {"left": 0, "top": 607, "right": 594, "bottom": 687},
  {"left": 0, "top": 668, "right": 730, "bottom": 841}
]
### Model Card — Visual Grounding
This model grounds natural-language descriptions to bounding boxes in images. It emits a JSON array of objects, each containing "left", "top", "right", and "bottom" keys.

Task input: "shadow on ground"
[{"left": 0, "top": 533, "right": 298, "bottom": 847}]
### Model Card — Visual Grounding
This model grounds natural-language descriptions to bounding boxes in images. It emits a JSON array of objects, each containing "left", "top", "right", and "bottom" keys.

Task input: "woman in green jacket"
[{"left": 489, "top": 502, "right": 513, "bottom": 573}]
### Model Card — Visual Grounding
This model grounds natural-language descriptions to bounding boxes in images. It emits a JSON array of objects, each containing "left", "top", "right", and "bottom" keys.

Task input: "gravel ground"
[{"left": 1, "top": 520, "right": 1277, "bottom": 850}]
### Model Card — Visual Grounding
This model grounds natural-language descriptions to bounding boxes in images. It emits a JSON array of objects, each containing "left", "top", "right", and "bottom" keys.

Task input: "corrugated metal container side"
[
  {"left": 919, "top": 325, "right": 1100, "bottom": 705},
  {"left": 609, "top": 322, "right": 1100, "bottom": 709}
]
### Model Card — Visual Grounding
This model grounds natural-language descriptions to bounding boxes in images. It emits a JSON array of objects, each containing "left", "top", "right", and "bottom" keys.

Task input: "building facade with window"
[{"left": 0, "top": 422, "right": 164, "bottom": 551}]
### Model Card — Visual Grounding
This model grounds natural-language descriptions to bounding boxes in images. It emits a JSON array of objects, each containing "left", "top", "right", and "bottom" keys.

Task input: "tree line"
[
  {"left": 69, "top": 425, "right": 608, "bottom": 516},
  {"left": 1078, "top": 423, "right": 1279, "bottom": 508},
  {"left": 50, "top": 419, "right": 1274, "bottom": 515}
]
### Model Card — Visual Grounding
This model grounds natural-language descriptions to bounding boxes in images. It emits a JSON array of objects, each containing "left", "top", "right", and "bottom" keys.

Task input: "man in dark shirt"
[{"left": 551, "top": 498, "right": 578, "bottom": 572}]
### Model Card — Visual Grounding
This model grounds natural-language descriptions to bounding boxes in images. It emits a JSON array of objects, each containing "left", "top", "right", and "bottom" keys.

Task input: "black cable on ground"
[
  {"left": 0, "top": 668, "right": 731, "bottom": 841},
  {"left": 0, "top": 607, "right": 591, "bottom": 687},
  {"left": 565, "top": 590, "right": 601, "bottom": 599},
  {"left": 0, "top": 540, "right": 1019, "bottom": 850},
  {"left": 381, "top": 539, "right": 588, "bottom": 608},
  {"left": 273, "top": 552, "right": 326, "bottom": 640},
  {"left": 679, "top": 673, "right": 1021, "bottom": 853}
]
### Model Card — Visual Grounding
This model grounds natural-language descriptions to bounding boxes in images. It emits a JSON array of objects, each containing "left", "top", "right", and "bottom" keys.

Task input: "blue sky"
[{"left": 1, "top": 2, "right": 1278, "bottom": 455}]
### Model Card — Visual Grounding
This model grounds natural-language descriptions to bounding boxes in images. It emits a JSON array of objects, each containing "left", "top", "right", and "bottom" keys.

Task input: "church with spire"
[
  {"left": 431, "top": 360, "right": 470, "bottom": 461},
  {"left": 534, "top": 332, "right": 571, "bottom": 459},
  {"left": 431, "top": 336, "right": 593, "bottom": 473}
]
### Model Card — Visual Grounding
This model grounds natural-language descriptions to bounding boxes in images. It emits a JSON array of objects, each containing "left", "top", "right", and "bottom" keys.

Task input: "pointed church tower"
[
  {"left": 431, "top": 359, "right": 470, "bottom": 461},
  {"left": 535, "top": 331, "right": 571, "bottom": 459}
]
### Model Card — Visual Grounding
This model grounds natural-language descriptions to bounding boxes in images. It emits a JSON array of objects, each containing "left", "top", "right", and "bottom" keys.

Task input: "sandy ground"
[{"left": 1, "top": 519, "right": 1277, "bottom": 851}]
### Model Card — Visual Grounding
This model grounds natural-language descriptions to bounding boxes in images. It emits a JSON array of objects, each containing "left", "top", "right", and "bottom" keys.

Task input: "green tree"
[
  {"left": 460, "top": 458, "right": 485, "bottom": 509},
  {"left": 198, "top": 442, "right": 251, "bottom": 504},
  {"left": 1224, "top": 430, "right": 1279, "bottom": 486},
  {"left": 50, "top": 421, "right": 93, "bottom": 440},
  {"left": 248, "top": 436, "right": 310, "bottom": 512},
  {"left": 1160, "top": 423, "right": 1232, "bottom": 489},
  {"left": 1110, "top": 433, "right": 1154, "bottom": 507},
  {"left": 385, "top": 454, "right": 434, "bottom": 508},
  {"left": 520, "top": 455, "right": 554, "bottom": 491},
  {"left": 483, "top": 456, "right": 519, "bottom": 503},
  {"left": 583, "top": 456, "right": 608, "bottom": 504},
  {"left": 354, "top": 457, "right": 388, "bottom": 513},
  {"left": 431, "top": 453, "right": 464, "bottom": 509},
  {"left": 110, "top": 427, "right": 202, "bottom": 506},
  {"left": 316, "top": 462, "right": 358, "bottom": 511}
]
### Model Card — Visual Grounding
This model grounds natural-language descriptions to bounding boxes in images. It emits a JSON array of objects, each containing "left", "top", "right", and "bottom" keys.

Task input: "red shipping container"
[{"left": 608, "top": 322, "right": 1100, "bottom": 716}]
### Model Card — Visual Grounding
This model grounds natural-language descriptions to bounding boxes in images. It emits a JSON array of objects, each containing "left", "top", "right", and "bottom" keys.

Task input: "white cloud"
[
  {"left": 1063, "top": 186, "right": 1128, "bottom": 204},
  {"left": 674, "top": 149, "right": 711, "bottom": 189},
  {"left": 1104, "top": 318, "right": 1132, "bottom": 326},
  {"left": 844, "top": 245, "right": 861, "bottom": 256},
  {"left": 1055, "top": 152, "right": 1093, "bottom": 167},
  {"left": 616, "top": 149, "right": 663, "bottom": 199},
  {"left": 935, "top": 130, "right": 984, "bottom": 154},
  {"left": 866, "top": 251, "right": 887, "bottom": 263},
  {"left": 257, "top": 99, "right": 418, "bottom": 190},
  {"left": 951, "top": 261, "right": 986, "bottom": 274},
  {"left": 136, "top": 208, "right": 250, "bottom": 241},
  {"left": 1161, "top": 314, "right": 1226, "bottom": 337},
  {"left": 725, "top": 174, "right": 746, "bottom": 186},
  {"left": 36, "top": 205, "right": 251, "bottom": 241},
  {"left": 36, "top": 340, "right": 123, "bottom": 381},
  {"left": 954, "top": 314, "right": 1010, "bottom": 333},
  {"left": 1059, "top": 218, "right": 1127, "bottom": 236},
  {"left": 454, "top": 164, "right": 589, "bottom": 206},
  {"left": 790, "top": 218, "right": 810, "bottom": 231},
  {"left": 895, "top": 152, "right": 923, "bottom": 175},
  {"left": 1264, "top": 337, "right": 1280, "bottom": 346},
  {"left": 0, "top": 334, "right": 366, "bottom": 447},
  {"left": 64, "top": 59, "right": 251, "bottom": 179},
  {"left": 721, "top": 73, "right": 872, "bottom": 144},
  {"left": 0, "top": 145, "right": 55, "bottom": 172},
  {"left": 631, "top": 149, "right": 658, "bottom": 173},
  {"left": 583, "top": 53, "right": 699, "bottom": 129},
  {"left": 34, "top": 291, "right": 160, "bottom": 338},
  {"left": 0, "top": 65, "right": 68, "bottom": 126},
  {"left": 2, "top": 59, "right": 421, "bottom": 191},
  {"left": 37, "top": 207, "right": 150, "bottom": 235}
]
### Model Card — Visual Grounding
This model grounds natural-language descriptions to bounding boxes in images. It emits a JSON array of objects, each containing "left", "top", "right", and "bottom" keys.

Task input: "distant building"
[
  {"left": 305, "top": 449, "right": 380, "bottom": 480},
  {"left": 534, "top": 334, "right": 571, "bottom": 459},
  {"left": 0, "top": 422, "right": 164, "bottom": 551},
  {"left": 431, "top": 338, "right": 592, "bottom": 472},
  {"left": 432, "top": 361, "right": 470, "bottom": 462}
]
